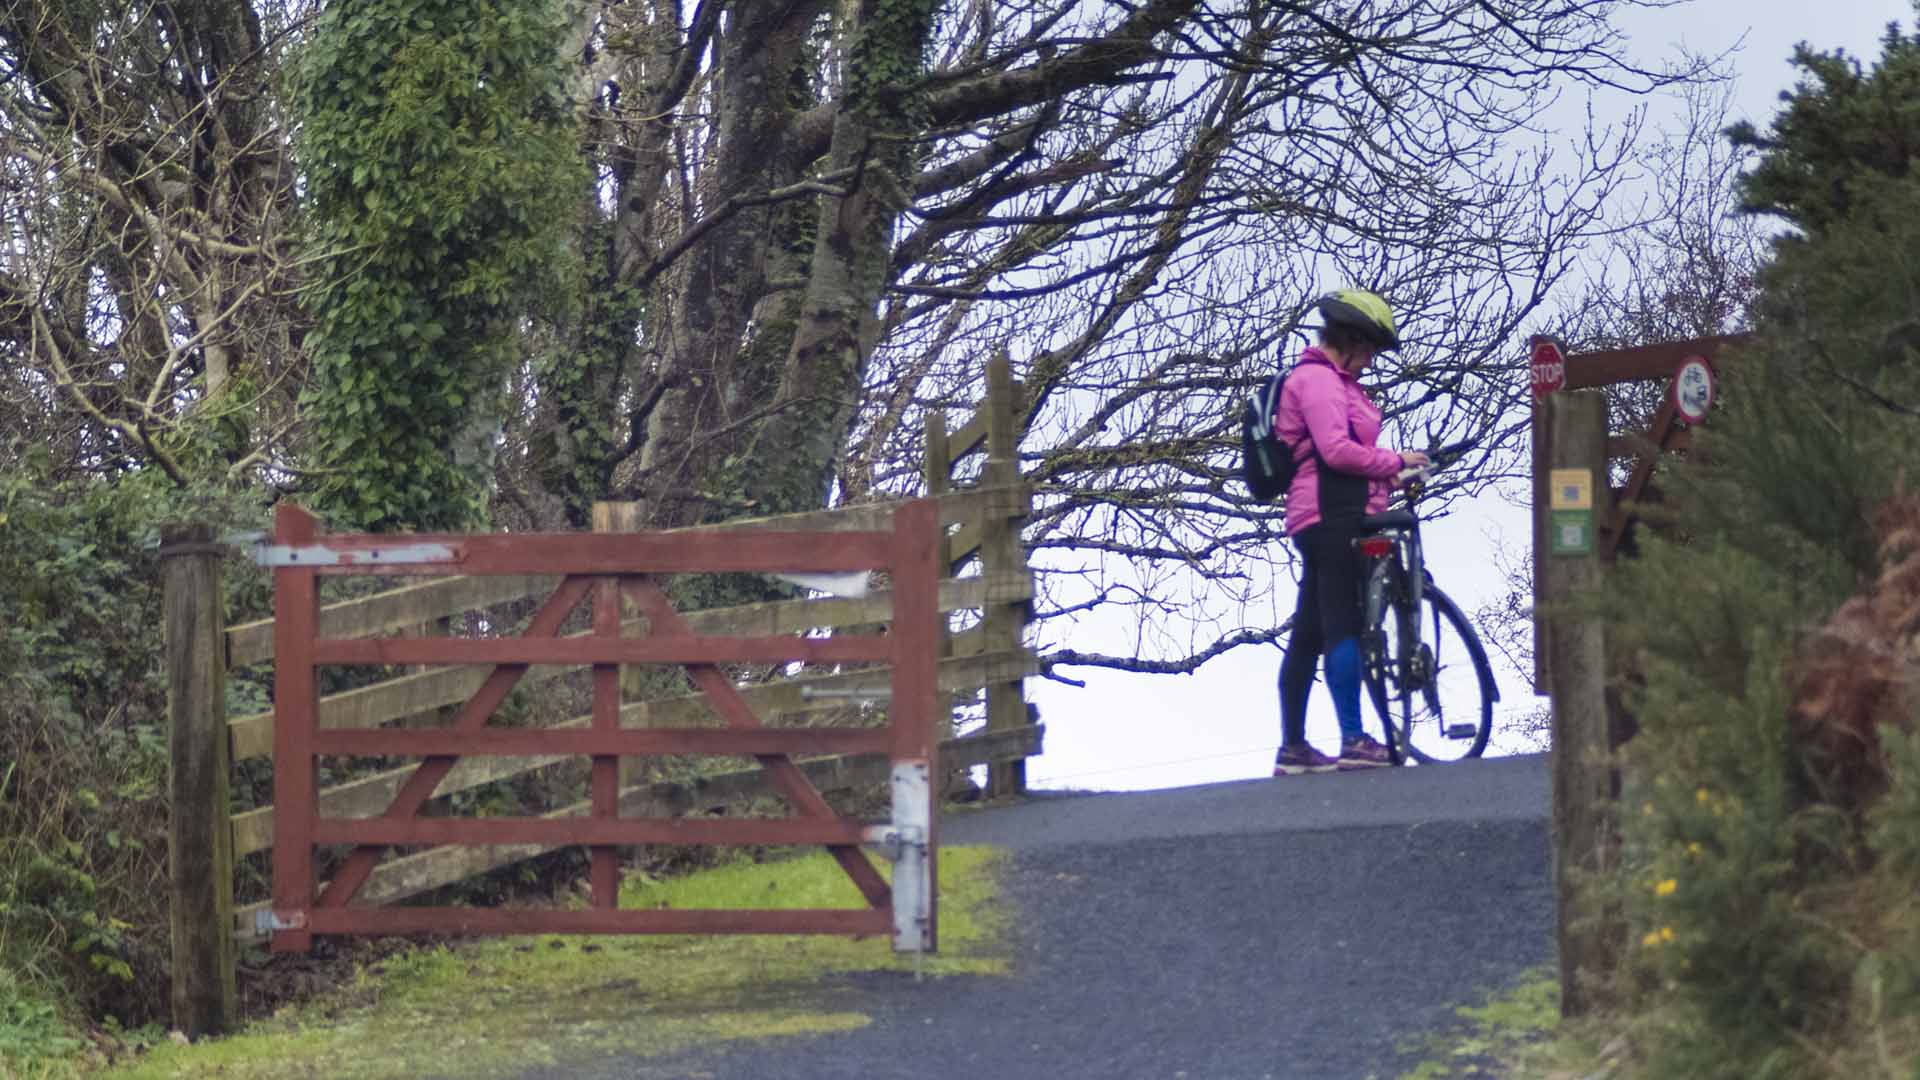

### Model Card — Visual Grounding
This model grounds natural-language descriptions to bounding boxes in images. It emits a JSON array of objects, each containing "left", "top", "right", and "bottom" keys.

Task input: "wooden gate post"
[
  {"left": 161, "top": 523, "right": 236, "bottom": 1036},
  {"left": 1543, "top": 391, "right": 1620, "bottom": 1017},
  {"left": 981, "top": 353, "right": 1030, "bottom": 798}
]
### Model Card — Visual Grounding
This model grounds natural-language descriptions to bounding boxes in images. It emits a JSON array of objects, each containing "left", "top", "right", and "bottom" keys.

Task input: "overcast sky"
[{"left": 1021, "top": 0, "right": 1918, "bottom": 793}]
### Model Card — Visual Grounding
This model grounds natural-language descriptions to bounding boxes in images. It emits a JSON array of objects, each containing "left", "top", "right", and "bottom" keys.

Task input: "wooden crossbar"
[
  {"left": 232, "top": 723, "right": 1043, "bottom": 940},
  {"left": 226, "top": 486, "right": 1029, "bottom": 666},
  {"left": 303, "top": 907, "right": 894, "bottom": 939}
]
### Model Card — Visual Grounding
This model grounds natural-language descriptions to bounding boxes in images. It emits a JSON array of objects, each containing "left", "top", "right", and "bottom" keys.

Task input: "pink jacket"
[{"left": 1274, "top": 348, "right": 1403, "bottom": 534}]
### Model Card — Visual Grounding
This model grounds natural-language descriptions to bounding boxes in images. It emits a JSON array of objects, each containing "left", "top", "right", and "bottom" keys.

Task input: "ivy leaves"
[{"left": 296, "top": 0, "right": 585, "bottom": 531}]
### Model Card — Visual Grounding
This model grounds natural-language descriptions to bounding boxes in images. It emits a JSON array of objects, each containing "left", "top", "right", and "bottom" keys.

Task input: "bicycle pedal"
[{"left": 1444, "top": 723, "right": 1478, "bottom": 740}]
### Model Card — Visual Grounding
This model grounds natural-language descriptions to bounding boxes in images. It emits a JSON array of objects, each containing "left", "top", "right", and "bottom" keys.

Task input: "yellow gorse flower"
[{"left": 1654, "top": 878, "right": 1677, "bottom": 897}]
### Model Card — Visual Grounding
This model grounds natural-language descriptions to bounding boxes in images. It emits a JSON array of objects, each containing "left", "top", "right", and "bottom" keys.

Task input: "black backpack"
[{"left": 1239, "top": 371, "right": 1300, "bottom": 501}]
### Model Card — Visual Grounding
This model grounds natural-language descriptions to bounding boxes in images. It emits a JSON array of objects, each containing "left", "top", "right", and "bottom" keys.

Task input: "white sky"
[{"left": 1021, "top": 0, "right": 1917, "bottom": 792}]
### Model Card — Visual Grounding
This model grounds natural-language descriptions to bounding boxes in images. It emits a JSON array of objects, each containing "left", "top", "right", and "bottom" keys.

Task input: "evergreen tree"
[{"left": 1728, "top": 10, "right": 1920, "bottom": 234}]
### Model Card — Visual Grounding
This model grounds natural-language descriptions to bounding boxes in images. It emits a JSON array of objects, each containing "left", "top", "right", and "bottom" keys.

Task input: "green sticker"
[{"left": 1549, "top": 510, "right": 1593, "bottom": 555}]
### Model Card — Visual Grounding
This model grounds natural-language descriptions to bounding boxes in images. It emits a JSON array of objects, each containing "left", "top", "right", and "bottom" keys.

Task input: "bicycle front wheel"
[{"left": 1364, "top": 581, "right": 1496, "bottom": 763}]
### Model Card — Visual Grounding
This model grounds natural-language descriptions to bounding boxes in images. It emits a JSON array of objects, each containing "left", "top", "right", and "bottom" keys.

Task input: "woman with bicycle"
[{"left": 1271, "top": 289, "right": 1429, "bottom": 775}]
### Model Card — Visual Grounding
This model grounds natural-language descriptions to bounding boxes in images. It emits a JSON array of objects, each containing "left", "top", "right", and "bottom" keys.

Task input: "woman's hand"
[{"left": 1399, "top": 450, "right": 1431, "bottom": 470}]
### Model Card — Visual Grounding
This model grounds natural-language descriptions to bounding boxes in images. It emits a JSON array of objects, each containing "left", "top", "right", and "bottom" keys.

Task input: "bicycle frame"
[
  {"left": 1400, "top": 519, "right": 1426, "bottom": 618},
  {"left": 1353, "top": 449, "right": 1502, "bottom": 763},
  {"left": 1359, "top": 494, "right": 1428, "bottom": 667},
  {"left": 1357, "top": 473, "right": 1441, "bottom": 760}
]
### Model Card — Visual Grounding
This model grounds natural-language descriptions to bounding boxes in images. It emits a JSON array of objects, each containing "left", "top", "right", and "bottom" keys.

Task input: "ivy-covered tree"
[{"left": 296, "top": 0, "right": 585, "bottom": 530}]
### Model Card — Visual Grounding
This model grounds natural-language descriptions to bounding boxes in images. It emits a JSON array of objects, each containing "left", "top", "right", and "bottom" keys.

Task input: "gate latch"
[{"left": 862, "top": 824, "right": 925, "bottom": 862}]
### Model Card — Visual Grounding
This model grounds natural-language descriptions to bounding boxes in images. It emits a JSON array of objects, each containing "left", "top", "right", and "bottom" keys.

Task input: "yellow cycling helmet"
[{"left": 1316, "top": 288, "right": 1399, "bottom": 350}]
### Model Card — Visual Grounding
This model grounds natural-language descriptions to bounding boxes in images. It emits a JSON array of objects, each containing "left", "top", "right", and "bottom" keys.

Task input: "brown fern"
[{"left": 1788, "top": 492, "right": 1920, "bottom": 817}]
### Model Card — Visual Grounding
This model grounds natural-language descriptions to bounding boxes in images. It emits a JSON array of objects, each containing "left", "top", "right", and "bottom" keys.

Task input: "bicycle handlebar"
[{"left": 1394, "top": 439, "right": 1476, "bottom": 485}]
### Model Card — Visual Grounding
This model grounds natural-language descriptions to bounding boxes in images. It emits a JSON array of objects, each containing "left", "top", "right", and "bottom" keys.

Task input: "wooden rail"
[{"left": 223, "top": 486, "right": 1028, "bottom": 668}]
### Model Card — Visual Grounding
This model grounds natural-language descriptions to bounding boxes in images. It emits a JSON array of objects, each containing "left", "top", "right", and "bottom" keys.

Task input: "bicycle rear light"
[{"left": 1356, "top": 537, "right": 1394, "bottom": 558}]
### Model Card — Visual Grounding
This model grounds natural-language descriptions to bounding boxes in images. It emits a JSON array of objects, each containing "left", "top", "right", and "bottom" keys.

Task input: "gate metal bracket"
[
  {"left": 254, "top": 909, "right": 309, "bottom": 934},
  {"left": 801, "top": 686, "right": 893, "bottom": 703},
  {"left": 251, "top": 542, "right": 460, "bottom": 568}
]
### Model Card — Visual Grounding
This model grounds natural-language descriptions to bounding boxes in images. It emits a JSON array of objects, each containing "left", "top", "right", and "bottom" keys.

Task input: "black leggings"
[{"left": 1278, "top": 522, "right": 1366, "bottom": 744}]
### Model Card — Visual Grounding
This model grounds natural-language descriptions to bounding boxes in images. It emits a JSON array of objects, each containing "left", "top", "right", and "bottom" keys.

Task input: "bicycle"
[{"left": 1354, "top": 441, "right": 1500, "bottom": 765}]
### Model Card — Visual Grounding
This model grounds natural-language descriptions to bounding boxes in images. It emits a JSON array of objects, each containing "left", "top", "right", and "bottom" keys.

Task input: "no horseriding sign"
[{"left": 1671, "top": 355, "right": 1715, "bottom": 424}]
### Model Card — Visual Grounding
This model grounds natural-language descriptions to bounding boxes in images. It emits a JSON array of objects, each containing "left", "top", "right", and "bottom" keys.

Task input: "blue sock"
[{"left": 1324, "top": 637, "right": 1364, "bottom": 742}]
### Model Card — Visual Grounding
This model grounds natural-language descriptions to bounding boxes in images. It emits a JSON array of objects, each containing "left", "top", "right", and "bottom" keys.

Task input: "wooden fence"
[{"left": 160, "top": 359, "right": 1037, "bottom": 1035}]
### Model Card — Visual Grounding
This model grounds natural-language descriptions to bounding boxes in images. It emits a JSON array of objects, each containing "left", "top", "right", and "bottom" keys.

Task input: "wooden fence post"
[
  {"left": 1543, "top": 390, "right": 1620, "bottom": 1018},
  {"left": 981, "top": 352, "right": 1029, "bottom": 798},
  {"left": 161, "top": 523, "right": 235, "bottom": 1036},
  {"left": 593, "top": 501, "right": 647, "bottom": 788},
  {"left": 923, "top": 410, "right": 962, "bottom": 796}
]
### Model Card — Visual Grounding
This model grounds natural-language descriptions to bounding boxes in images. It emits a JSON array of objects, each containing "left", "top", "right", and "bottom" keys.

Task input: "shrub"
[
  {"left": 1601, "top": 171, "right": 1920, "bottom": 1076},
  {"left": 0, "top": 458, "right": 265, "bottom": 1030}
]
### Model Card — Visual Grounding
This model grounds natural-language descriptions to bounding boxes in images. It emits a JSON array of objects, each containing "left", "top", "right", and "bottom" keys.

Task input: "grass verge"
[
  {"left": 1403, "top": 965, "right": 1920, "bottom": 1079},
  {"left": 63, "top": 845, "right": 1008, "bottom": 1080},
  {"left": 1395, "top": 967, "right": 1619, "bottom": 1080},
  {"left": 0, "top": 970, "right": 91, "bottom": 1080}
]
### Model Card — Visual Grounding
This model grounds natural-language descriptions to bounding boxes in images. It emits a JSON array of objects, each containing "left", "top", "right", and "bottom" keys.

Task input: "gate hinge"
[
  {"left": 251, "top": 542, "right": 460, "bottom": 568},
  {"left": 254, "top": 909, "right": 309, "bottom": 934}
]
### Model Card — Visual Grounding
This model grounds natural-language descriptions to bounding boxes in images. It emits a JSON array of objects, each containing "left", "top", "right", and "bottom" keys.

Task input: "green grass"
[
  {"left": 1401, "top": 964, "right": 1920, "bottom": 1079},
  {"left": 0, "top": 966, "right": 89, "bottom": 1080},
  {"left": 92, "top": 845, "right": 1010, "bottom": 1079},
  {"left": 1396, "top": 967, "right": 1595, "bottom": 1080}
]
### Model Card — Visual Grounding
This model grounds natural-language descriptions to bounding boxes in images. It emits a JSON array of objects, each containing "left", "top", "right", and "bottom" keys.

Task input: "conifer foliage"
[{"left": 1728, "top": 19, "right": 1920, "bottom": 234}]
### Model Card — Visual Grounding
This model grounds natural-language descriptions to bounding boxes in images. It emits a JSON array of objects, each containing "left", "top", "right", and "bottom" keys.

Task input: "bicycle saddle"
[{"left": 1359, "top": 509, "right": 1417, "bottom": 533}]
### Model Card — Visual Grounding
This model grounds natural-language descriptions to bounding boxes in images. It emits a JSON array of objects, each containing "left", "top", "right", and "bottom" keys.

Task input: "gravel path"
[{"left": 536, "top": 754, "right": 1555, "bottom": 1080}]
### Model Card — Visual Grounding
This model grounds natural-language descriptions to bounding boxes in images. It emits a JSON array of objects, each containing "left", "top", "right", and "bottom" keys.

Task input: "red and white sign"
[
  {"left": 1671, "top": 355, "right": 1715, "bottom": 424},
  {"left": 1529, "top": 336, "right": 1567, "bottom": 399}
]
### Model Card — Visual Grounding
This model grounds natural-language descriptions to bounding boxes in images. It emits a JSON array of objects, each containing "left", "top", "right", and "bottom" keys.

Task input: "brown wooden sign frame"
[{"left": 1530, "top": 332, "right": 1745, "bottom": 691}]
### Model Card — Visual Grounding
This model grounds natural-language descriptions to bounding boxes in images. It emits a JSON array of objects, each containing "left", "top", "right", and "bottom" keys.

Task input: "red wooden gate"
[{"left": 258, "top": 499, "right": 942, "bottom": 954}]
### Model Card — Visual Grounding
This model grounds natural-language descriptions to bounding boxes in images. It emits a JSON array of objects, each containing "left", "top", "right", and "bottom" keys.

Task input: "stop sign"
[{"left": 1530, "top": 336, "right": 1567, "bottom": 399}]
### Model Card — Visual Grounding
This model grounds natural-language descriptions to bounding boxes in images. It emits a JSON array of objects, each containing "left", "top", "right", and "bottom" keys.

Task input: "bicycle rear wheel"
[{"left": 1364, "top": 581, "right": 1496, "bottom": 763}]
